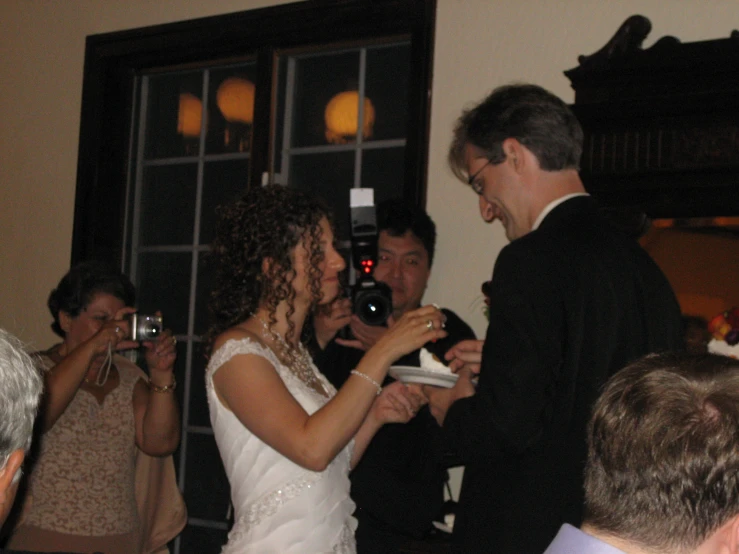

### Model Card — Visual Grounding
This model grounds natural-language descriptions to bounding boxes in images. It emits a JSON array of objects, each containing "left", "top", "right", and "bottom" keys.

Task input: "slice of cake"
[
  {"left": 708, "top": 339, "right": 739, "bottom": 359},
  {"left": 419, "top": 347, "right": 453, "bottom": 374}
]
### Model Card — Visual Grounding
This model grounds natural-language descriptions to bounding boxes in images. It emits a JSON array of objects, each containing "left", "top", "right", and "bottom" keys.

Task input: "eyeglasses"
[{"left": 467, "top": 159, "right": 495, "bottom": 195}]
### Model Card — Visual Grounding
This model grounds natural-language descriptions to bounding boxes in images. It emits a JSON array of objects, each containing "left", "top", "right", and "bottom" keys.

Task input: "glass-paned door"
[{"left": 126, "top": 61, "right": 257, "bottom": 553}]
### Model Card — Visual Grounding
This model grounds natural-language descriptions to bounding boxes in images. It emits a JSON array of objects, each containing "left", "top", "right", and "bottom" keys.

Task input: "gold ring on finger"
[{"left": 426, "top": 319, "right": 433, "bottom": 330}]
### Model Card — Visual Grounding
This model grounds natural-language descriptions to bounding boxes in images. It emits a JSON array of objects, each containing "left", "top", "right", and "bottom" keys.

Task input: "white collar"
[{"left": 532, "top": 193, "right": 590, "bottom": 231}]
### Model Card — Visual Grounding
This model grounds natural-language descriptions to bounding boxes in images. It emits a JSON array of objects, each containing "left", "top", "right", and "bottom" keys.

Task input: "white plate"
[{"left": 388, "top": 365, "right": 458, "bottom": 388}]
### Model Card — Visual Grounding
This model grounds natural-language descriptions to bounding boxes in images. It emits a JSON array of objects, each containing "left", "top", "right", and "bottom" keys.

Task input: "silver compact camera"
[{"left": 129, "top": 313, "right": 163, "bottom": 341}]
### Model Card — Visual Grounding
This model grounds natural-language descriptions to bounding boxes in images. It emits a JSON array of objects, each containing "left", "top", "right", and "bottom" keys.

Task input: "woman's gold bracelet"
[
  {"left": 350, "top": 369, "right": 382, "bottom": 396},
  {"left": 148, "top": 377, "right": 177, "bottom": 393}
]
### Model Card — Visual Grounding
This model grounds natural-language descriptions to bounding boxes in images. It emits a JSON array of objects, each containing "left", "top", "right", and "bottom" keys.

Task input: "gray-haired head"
[{"left": 0, "top": 328, "right": 42, "bottom": 482}]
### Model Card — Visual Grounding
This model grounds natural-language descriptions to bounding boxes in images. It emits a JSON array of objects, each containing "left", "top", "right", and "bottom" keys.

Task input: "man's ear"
[
  {"left": 708, "top": 512, "right": 739, "bottom": 554},
  {"left": 501, "top": 138, "right": 525, "bottom": 173},
  {"left": 0, "top": 450, "right": 24, "bottom": 499},
  {"left": 727, "top": 513, "right": 739, "bottom": 553},
  {"left": 0, "top": 450, "right": 24, "bottom": 527}
]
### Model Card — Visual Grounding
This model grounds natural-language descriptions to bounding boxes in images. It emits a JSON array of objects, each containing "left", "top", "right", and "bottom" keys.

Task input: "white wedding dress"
[{"left": 206, "top": 338, "right": 357, "bottom": 553}]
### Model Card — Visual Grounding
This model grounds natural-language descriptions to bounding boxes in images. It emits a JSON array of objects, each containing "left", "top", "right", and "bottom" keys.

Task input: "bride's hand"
[
  {"left": 372, "top": 305, "right": 447, "bottom": 362},
  {"left": 370, "top": 381, "right": 427, "bottom": 425}
]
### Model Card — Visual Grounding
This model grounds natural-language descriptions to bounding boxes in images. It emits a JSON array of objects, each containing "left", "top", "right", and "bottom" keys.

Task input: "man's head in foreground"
[{"left": 583, "top": 351, "right": 739, "bottom": 554}]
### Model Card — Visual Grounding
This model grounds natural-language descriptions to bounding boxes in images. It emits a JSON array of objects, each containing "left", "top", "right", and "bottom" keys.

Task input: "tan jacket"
[{"left": 135, "top": 448, "right": 187, "bottom": 553}]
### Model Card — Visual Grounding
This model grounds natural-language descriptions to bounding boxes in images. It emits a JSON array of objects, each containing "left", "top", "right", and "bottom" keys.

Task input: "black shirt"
[{"left": 311, "top": 308, "right": 475, "bottom": 552}]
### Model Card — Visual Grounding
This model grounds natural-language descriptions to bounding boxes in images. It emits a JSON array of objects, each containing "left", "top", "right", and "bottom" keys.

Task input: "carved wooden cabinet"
[{"left": 565, "top": 15, "right": 739, "bottom": 219}]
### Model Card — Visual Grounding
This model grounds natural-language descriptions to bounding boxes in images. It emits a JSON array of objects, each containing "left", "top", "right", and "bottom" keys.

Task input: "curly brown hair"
[{"left": 205, "top": 185, "right": 332, "bottom": 354}]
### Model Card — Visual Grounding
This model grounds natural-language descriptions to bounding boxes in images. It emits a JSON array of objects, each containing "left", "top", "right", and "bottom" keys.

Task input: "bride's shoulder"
[
  {"left": 214, "top": 326, "right": 262, "bottom": 349},
  {"left": 208, "top": 327, "right": 274, "bottom": 375}
]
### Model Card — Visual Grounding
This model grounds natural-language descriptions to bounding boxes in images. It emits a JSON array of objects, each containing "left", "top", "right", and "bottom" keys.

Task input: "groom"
[{"left": 424, "top": 83, "right": 683, "bottom": 553}]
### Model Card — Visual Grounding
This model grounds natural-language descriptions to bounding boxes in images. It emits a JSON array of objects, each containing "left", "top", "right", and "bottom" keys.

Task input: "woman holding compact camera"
[{"left": 6, "top": 261, "right": 185, "bottom": 554}]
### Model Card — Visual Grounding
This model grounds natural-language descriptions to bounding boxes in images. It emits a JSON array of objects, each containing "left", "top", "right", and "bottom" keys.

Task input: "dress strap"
[{"left": 207, "top": 338, "right": 281, "bottom": 379}]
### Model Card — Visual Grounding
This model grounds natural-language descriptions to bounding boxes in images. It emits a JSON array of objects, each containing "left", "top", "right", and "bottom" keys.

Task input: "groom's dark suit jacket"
[{"left": 442, "top": 196, "right": 683, "bottom": 553}]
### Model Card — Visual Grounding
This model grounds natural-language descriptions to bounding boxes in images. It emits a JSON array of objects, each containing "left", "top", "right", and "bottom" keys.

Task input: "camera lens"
[
  {"left": 143, "top": 323, "right": 161, "bottom": 340},
  {"left": 357, "top": 292, "right": 391, "bottom": 326}
]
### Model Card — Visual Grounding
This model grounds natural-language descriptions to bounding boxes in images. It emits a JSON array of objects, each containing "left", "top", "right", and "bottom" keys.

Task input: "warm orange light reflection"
[
  {"left": 324, "top": 91, "right": 376, "bottom": 144},
  {"left": 216, "top": 77, "right": 255, "bottom": 124},
  {"left": 177, "top": 93, "right": 202, "bottom": 137},
  {"left": 652, "top": 217, "right": 739, "bottom": 228}
]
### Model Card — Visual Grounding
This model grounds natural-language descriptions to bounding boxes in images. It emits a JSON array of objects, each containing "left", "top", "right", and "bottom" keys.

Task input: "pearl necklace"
[{"left": 258, "top": 318, "right": 328, "bottom": 397}]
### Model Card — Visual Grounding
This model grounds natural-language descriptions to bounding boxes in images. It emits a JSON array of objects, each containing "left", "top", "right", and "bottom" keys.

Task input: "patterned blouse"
[{"left": 23, "top": 354, "right": 141, "bottom": 537}]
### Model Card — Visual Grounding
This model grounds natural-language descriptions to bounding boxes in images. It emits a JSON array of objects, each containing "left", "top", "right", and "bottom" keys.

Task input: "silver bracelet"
[{"left": 350, "top": 369, "right": 382, "bottom": 396}]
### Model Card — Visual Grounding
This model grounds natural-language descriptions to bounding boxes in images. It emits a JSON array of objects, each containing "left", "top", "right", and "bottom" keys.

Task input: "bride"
[{"left": 205, "top": 185, "right": 447, "bottom": 553}]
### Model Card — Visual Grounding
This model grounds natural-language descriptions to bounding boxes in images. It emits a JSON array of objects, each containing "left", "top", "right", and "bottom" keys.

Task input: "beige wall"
[{"left": 1, "top": 0, "right": 737, "bottom": 349}]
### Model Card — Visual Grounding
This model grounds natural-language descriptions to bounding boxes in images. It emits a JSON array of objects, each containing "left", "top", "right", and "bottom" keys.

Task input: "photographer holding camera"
[
  {"left": 310, "top": 199, "right": 475, "bottom": 554},
  {"left": 6, "top": 261, "right": 185, "bottom": 554}
]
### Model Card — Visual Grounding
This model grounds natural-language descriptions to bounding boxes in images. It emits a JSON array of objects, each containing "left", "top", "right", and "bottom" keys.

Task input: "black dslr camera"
[{"left": 348, "top": 189, "right": 392, "bottom": 326}]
